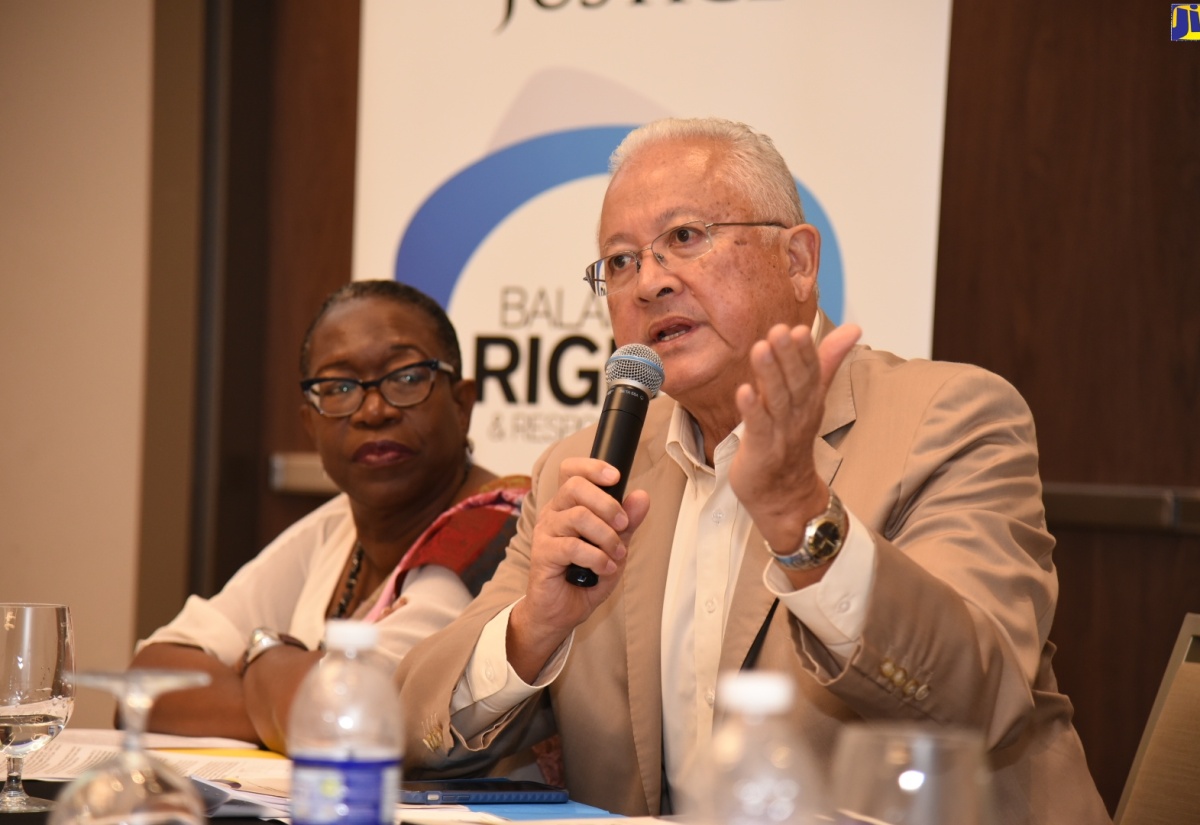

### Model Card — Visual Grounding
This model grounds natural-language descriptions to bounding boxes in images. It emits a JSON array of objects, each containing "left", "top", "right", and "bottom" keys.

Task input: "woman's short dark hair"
[{"left": 299, "top": 280, "right": 462, "bottom": 377}]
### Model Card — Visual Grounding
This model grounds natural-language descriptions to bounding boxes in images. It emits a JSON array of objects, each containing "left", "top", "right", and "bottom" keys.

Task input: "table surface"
[
  {"left": 15, "top": 780, "right": 622, "bottom": 824},
  {"left": 14, "top": 780, "right": 269, "bottom": 825}
]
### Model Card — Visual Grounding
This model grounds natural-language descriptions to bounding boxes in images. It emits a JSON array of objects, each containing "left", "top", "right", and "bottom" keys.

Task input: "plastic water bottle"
[
  {"left": 289, "top": 620, "right": 402, "bottom": 825},
  {"left": 708, "top": 671, "right": 824, "bottom": 825}
]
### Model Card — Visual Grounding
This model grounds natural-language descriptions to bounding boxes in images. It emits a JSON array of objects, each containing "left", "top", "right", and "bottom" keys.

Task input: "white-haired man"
[{"left": 397, "top": 117, "right": 1110, "bottom": 825}]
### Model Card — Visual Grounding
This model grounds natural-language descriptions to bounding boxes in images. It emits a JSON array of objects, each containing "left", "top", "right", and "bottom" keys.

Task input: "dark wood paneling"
[
  {"left": 1050, "top": 531, "right": 1200, "bottom": 813},
  {"left": 195, "top": 0, "right": 275, "bottom": 593},
  {"left": 936, "top": 0, "right": 1200, "bottom": 813},
  {"left": 256, "top": 0, "right": 362, "bottom": 552},
  {"left": 199, "top": 0, "right": 359, "bottom": 589}
]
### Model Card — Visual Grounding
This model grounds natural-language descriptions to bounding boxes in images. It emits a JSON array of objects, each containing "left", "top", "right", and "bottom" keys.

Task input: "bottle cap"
[
  {"left": 717, "top": 670, "right": 794, "bottom": 715},
  {"left": 324, "top": 619, "right": 379, "bottom": 651}
]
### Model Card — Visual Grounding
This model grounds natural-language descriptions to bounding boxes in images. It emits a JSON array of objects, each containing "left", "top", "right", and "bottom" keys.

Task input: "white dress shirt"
[{"left": 658, "top": 404, "right": 873, "bottom": 811}]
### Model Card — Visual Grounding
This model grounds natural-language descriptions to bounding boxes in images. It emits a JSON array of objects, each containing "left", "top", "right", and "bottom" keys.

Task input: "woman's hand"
[
  {"left": 241, "top": 646, "right": 324, "bottom": 754},
  {"left": 129, "top": 643, "right": 261, "bottom": 744}
]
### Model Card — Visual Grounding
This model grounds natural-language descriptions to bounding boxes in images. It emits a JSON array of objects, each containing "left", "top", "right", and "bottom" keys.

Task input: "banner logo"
[{"left": 498, "top": 0, "right": 782, "bottom": 31}]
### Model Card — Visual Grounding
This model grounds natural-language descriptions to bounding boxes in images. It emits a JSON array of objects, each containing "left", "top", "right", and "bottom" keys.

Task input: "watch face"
[
  {"left": 250, "top": 628, "right": 276, "bottom": 647},
  {"left": 811, "top": 520, "right": 843, "bottom": 558},
  {"left": 769, "top": 492, "right": 847, "bottom": 570}
]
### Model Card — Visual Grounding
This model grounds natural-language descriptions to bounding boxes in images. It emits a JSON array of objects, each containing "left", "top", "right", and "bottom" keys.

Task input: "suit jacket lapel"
[
  {"left": 720, "top": 318, "right": 858, "bottom": 674},
  {"left": 620, "top": 404, "right": 685, "bottom": 814}
]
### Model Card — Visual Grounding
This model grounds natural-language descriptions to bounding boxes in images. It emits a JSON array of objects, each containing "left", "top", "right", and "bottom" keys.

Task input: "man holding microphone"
[{"left": 397, "top": 117, "right": 1110, "bottom": 825}]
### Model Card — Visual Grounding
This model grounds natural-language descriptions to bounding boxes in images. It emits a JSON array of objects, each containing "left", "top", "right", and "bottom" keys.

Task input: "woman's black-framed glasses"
[
  {"left": 583, "top": 220, "right": 787, "bottom": 297},
  {"left": 300, "top": 359, "right": 457, "bottom": 417}
]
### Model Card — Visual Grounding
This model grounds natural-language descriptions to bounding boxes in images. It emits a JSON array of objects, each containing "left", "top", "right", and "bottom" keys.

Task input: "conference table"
[{"left": 18, "top": 724, "right": 623, "bottom": 825}]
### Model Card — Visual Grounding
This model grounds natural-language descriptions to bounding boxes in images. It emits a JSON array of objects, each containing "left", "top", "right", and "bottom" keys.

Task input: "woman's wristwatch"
[{"left": 241, "top": 628, "right": 306, "bottom": 672}]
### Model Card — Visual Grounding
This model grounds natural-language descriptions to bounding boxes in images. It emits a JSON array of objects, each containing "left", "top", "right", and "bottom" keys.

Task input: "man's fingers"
[
  {"left": 556, "top": 473, "right": 629, "bottom": 532},
  {"left": 747, "top": 327, "right": 805, "bottom": 418},
  {"left": 818, "top": 323, "right": 861, "bottom": 389},
  {"left": 620, "top": 489, "right": 651, "bottom": 540},
  {"left": 558, "top": 456, "right": 620, "bottom": 488}
]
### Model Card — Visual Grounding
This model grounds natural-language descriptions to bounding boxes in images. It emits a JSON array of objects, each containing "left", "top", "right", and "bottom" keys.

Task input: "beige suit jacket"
[{"left": 397, "top": 336, "right": 1111, "bottom": 825}]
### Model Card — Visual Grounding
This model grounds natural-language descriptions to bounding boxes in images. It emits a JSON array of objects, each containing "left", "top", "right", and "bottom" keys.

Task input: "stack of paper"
[{"left": 25, "top": 728, "right": 291, "bottom": 818}]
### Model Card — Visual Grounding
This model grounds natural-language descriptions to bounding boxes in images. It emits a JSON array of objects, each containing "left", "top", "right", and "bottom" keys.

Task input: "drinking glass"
[
  {"left": 0, "top": 603, "right": 75, "bottom": 814},
  {"left": 830, "top": 721, "right": 994, "bottom": 825},
  {"left": 49, "top": 669, "right": 211, "bottom": 825}
]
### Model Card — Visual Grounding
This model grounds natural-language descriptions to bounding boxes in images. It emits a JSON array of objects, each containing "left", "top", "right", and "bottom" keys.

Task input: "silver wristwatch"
[
  {"left": 765, "top": 490, "right": 849, "bottom": 570},
  {"left": 242, "top": 627, "right": 305, "bottom": 671}
]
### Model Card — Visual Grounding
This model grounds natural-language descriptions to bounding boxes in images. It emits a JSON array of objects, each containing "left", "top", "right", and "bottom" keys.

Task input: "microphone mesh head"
[{"left": 605, "top": 344, "right": 665, "bottom": 396}]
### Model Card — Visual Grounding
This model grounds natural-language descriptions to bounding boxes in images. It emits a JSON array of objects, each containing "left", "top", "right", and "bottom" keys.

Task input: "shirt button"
[
  {"left": 836, "top": 600, "right": 851, "bottom": 614},
  {"left": 704, "top": 689, "right": 716, "bottom": 707},
  {"left": 484, "top": 664, "right": 496, "bottom": 681},
  {"left": 704, "top": 597, "right": 718, "bottom": 613},
  {"left": 915, "top": 684, "right": 931, "bottom": 701},
  {"left": 880, "top": 659, "right": 896, "bottom": 678},
  {"left": 712, "top": 510, "right": 724, "bottom": 524},
  {"left": 903, "top": 679, "right": 919, "bottom": 697},
  {"left": 891, "top": 668, "right": 909, "bottom": 688}
]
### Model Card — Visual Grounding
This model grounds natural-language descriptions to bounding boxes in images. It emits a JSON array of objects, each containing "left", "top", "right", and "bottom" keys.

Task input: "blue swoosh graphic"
[{"left": 394, "top": 125, "right": 844, "bottom": 324}]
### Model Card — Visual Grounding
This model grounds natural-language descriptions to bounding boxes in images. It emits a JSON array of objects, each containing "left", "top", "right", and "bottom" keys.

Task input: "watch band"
[
  {"left": 764, "top": 490, "right": 849, "bottom": 570},
  {"left": 242, "top": 627, "right": 306, "bottom": 671}
]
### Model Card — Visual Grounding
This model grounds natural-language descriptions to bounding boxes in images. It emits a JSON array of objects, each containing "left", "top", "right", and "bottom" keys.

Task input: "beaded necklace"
[{"left": 333, "top": 542, "right": 366, "bottom": 619}]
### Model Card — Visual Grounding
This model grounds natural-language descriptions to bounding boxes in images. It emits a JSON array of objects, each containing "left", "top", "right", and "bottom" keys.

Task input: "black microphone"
[{"left": 566, "top": 344, "right": 666, "bottom": 588}]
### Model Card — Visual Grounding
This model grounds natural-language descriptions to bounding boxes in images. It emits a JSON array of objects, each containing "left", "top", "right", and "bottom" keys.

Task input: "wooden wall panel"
[
  {"left": 256, "top": 0, "right": 362, "bottom": 553},
  {"left": 1050, "top": 531, "right": 1200, "bottom": 811},
  {"left": 936, "top": 0, "right": 1200, "bottom": 813},
  {"left": 196, "top": 1, "right": 274, "bottom": 593},
  {"left": 200, "top": 0, "right": 361, "bottom": 589}
]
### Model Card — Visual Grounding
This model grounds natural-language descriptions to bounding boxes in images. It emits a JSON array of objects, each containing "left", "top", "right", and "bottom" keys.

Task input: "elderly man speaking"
[{"left": 396, "top": 117, "right": 1110, "bottom": 825}]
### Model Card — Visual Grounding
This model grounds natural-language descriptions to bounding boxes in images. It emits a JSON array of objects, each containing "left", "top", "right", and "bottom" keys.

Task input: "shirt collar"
[{"left": 665, "top": 402, "right": 745, "bottom": 480}]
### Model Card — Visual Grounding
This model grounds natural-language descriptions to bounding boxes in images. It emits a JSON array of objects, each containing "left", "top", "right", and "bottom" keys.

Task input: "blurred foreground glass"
[
  {"left": 0, "top": 603, "right": 74, "bottom": 813},
  {"left": 49, "top": 669, "right": 211, "bottom": 825},
  {"left": 831, "top": 722, "right": 993, "bottom": 825}
]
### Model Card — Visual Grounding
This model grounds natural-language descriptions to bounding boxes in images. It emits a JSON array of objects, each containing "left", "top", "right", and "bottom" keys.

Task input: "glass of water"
[
  {"left": 0, "top": 603, "right": 75, "bottom": 813},
  {"left": 831, "top": 721, "right": 994, "bottom": 825}
]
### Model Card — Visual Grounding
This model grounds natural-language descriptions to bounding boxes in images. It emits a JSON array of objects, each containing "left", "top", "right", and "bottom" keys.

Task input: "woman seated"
[{"left": 132, "top": 280, "right": 528, "bottom": 752}]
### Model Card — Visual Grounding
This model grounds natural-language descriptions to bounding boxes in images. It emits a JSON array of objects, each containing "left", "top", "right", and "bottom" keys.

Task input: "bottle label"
[{"left": 291, "top": 756, "right": 401, "bottom": 825}]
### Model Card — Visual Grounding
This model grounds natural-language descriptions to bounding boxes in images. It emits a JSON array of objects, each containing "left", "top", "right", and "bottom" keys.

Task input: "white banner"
[{"left": 353, "top": 0, "right": 951, "bottom": 474}]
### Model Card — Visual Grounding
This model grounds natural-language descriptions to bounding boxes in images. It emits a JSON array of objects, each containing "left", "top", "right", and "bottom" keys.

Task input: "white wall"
[{"left": 0, "top": 0, "right": 154, "bottom": 727}]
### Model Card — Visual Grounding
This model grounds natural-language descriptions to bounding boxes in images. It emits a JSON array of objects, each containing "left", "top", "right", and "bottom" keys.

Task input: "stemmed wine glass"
[
  {"left": 0, "top": 603, "right": 74, "bottom": 814},
  {"left": 49, "top": 669, "right": 212, "bottom": 825},
  {"left": 830, "top": 721, "right": 995, "bottom": 825}
]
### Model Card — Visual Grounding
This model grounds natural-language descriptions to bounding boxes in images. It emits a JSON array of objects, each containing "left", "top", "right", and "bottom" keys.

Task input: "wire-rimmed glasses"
[
  {"left": 300, "top": 358, "right": 457, "bottom": 417},
  {"left": 583, "top": 220, "right": 786, "bottom": 297}
]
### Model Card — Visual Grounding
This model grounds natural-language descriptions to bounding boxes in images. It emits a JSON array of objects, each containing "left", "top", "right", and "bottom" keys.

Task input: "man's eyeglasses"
[
  {"left": 300, "top": 359, "right": 457, "bottom": 417},
  {"left": 583, "top": 220, "right": 786, "bottom": 297}
]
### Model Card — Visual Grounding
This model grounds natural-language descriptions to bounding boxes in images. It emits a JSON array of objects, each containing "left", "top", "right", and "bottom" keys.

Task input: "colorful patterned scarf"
[{"left": 363, "top": 475, "right": 530, "bottom": 620}]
